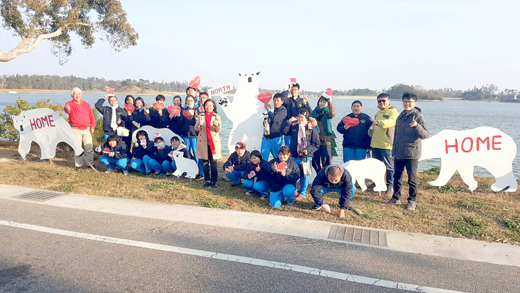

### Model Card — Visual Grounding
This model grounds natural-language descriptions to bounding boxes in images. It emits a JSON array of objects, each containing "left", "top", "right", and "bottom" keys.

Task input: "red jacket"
[{"left": 64, "top": 100, "right": 96, "bottom": 130}]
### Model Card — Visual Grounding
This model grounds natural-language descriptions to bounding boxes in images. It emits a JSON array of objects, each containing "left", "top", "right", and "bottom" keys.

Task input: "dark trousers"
[
  {"left": 392, "top": 159, "right": 418, "bottom": 202},
  {"left": 372, "top": 148, "right": 394, "bottom": 187},
  {"left": 203, "top": 145, "right": 218, "bottom": 183},
  {"left": 312, "top": 145, "right": 331, "bottom": 174}
]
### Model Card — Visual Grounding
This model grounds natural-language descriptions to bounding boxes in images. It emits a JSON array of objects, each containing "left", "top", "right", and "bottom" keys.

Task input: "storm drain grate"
[
  {"left": 13, "top": 190, "right": 64, "bottom": 202},
  {"left": 328, "top": 225, "right": 387, "bottom": 247}
]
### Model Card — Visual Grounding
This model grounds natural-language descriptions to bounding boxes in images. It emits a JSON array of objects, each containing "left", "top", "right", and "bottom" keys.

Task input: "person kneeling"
[
  {"left": 168, "top": 136, "right": 191, "bottom": 175},
  {"left": 223, "top": 142, "right": 251, "bottom": 187},
  {"left": 234, "top": 150, "right": 271, "bottom": 199},
  {"left": 130, "top": 130, "right": 153, "bottom": 173},
  {"left": 268, "top": 146, "right": 300, "bottom": 207},
  {"left": 310, "top": 164, "right": 356, "bottom": 219},
  {"left": 96, "top": 134, "right": 129, "bottom": 175}
]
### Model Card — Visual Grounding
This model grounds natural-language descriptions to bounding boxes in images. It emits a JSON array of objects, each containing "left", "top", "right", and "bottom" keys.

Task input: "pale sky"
[{"left": 1, "top": 0, "right": 519, "bottom": 92}]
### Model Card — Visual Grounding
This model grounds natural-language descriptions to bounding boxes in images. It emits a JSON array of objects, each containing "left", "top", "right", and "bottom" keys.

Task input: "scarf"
[
  {"left": 205, "top": 112, "right": 216, "bottom": 155},
  {"left": 297, "top": 122, "right": 308, "bottom": 153},
  {"left": 110, "top": 104, "right": 119, "bottom": 131},
  {"left": 311, "top": 106, "right": 333, "bottom": 135}
]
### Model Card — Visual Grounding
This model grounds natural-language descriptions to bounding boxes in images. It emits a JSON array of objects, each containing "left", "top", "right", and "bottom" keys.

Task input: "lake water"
[{"left": 1, "top": 92, "right": 519, "bottom": 178}]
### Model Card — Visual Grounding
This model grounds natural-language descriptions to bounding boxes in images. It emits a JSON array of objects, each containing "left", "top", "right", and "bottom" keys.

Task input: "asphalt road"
[{"left": 0, "top": 199, "right": 519, "bottom": 293}]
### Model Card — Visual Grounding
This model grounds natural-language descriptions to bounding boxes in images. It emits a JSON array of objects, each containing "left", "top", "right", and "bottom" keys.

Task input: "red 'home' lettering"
[
  {"left": 461, "top": 137, "right": 473, "bottom": 153},
  {"left": 492, "top": 135, "right": 502, "bottom": 150},
  {"left": 445, "top": 139, "right": 458, "bottom": 154},
  {"left": 476, "top": 137, "right": 490, "bottom": 151},
  {"left": 29, "top": 115, "right": 56, "bottom": 130}
]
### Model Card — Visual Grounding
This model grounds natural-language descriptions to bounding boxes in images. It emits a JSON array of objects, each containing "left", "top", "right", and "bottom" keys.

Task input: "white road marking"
[{"left": 0, "top": 220, "right": 462, "bottom": 293}]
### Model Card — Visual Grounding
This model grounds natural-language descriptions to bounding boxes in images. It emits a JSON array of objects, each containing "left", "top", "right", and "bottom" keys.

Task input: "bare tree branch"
[{"left": 0, "top": 28, "right": 63, "bottom": 62}]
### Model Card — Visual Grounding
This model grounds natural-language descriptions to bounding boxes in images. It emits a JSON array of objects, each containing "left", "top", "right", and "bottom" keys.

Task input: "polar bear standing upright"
[{"left": 219, "top": 72, "right": 263, "bottom": 154}]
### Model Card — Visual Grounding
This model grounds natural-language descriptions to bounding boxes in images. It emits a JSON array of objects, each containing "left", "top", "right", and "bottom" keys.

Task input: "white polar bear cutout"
[
  {"left": 306, "top": 158, "right": 387, "bottom": 192},
  {"left": 12, "top": 108, "right": 83, "bottom": 160},
  {"left": 420, "top": 126, "right": 517, "bottom": 192},
  {"left": 131, "top": 126, "right": 183, "bottom": 146},
  {"left": 219, "top": 72, "right": 263, "bottom": 154},
  {"left": 342, "top": 158, "right": 387, "bottom": 192},
  {"left": 171, "top": 151, "right": 199, "bottom": 179}
]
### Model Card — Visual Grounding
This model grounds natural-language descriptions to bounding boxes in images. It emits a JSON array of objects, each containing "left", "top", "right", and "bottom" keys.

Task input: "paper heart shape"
[
  {"left": 153, "top": 103, "right": 165, "bottom": 111},
  {"left": 290, "top": 78, "right": 297, "bottom": 84},
  {"left": 189, "top": 76, "right": 201, "bottom": 88},
  {"left": 140, "top": 139, "right": 146, "bottom": 145},
  {"left": 167, "top": 105, "right": 175, "bottom": 115},
  {"left": 277, "top": 161, "right": 287, "bottom": 172},
  {"left": 324, "top": 88, "right": 333, "bottom": 96},
  {"left": 172, "top": 106, "right": 181, "bottom": 115},
  {"left": 257, "top": 92, "right": 272, "bottom": 104},
  {"left": 343, "top": 116, "right": 360, "bottom": 127},
  {"left": 168, "top": 151, "right": 174, "bottom": 158},
  {"left": 182, "top": 110, "right": 193, "bottom": 119},
  {"left": 103, "top": 148, "right": 110, "bottom": 154},
  {"left": 124, "top": 103, "right": 135, "bottom": 114},
  {"left": 249, "top": 171, "right": 256, "bottom": 177},
  {"left": 106, "top": 87, "right": 115, "bottom": 96}
]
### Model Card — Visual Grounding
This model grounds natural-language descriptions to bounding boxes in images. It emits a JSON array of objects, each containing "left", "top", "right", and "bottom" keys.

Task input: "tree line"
[{"left": 1, "top": 75, "right": 517, "bottom": 102}]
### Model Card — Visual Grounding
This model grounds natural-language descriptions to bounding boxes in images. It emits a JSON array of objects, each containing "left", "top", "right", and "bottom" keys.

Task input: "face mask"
[{"left": 154, "top": 142, "right": 165, "bottom": 148}]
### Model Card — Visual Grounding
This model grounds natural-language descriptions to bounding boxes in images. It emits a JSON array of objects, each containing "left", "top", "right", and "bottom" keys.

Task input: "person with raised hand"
[
  {"left": 95, "top": 93, "right": 127, "bottom": 142},
  {"left": 64, "top": 87, "right": 96, "bottom": 171}
]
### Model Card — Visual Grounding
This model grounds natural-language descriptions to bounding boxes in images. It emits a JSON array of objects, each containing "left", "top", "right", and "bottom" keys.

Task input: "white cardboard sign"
[
  {"left": 219, "top": 72, "right": 264, "bottom": 154},
  {"left": 131, "top": 126, "right": 184, "bottom": 146},
  {"left": 12, "top": 108, "right": 84, "bottom": 160},
  {"left": 342, "top": 158, "right": 387, "bottom": 192},
  {"left": 420, "top": 126, "right": 517, "bottom": 192},
  {"left": 209, "top": 83, "right": 233, "bottom": 97}
]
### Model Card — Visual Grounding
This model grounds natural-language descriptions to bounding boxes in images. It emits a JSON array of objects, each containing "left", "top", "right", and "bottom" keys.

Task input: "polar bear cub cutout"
[
  {"left": 342, "top": 158, "right": 387, "bottom": 192},
  {"left": 12, "top": 108, "right": 84, "bottom": 160},
  {"left": 171, "top": 151, "right": 199, "bottom": 179},
  {"left": 420, "top": 127, "right": 517, "bottom": 192},
  {"left": 219, "top": 72, "right": 263, "bottom": 154}
]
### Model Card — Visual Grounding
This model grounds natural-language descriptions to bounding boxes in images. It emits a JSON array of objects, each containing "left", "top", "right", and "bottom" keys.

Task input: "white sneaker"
[
  {"left": 105, "top": 168, "right": 115, "bottom": 173},
  {"left": 123, "top": 170, "right": 129, "bottom": 176}
]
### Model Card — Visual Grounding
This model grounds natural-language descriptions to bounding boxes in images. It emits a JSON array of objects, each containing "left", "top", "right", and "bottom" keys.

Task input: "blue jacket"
[
  {"left": 336, "top": 113, "right": 373, "bottom": 149},
  {"left": 268, "top": 158, "right": 300, "bottom": 192},
  {"left": 264, "top": 105, "right": 289, "bottom": 138},
  {"left": 223, "top": 150, "right": 251, "bottom": 170},
  {"left": 310, "top": 164, "right": 353, "bottom": 209},
  {"left": 95, "top": 98, "right": 127, "bottom": 135}
]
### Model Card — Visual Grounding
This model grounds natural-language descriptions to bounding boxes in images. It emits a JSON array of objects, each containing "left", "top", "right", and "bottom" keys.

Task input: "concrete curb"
[{"left": 1, "top": 184, "right": 519, "bottom": 268}]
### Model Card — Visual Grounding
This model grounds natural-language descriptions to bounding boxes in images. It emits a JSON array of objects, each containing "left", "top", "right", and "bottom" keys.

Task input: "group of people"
[{"left": 64, "top": 82, "right": 428, "bottom": 218}]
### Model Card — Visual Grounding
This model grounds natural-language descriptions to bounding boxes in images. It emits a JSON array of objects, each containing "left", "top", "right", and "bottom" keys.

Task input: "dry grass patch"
[{"left": 0, "top": 140, "right": 519, "bottom": 245}]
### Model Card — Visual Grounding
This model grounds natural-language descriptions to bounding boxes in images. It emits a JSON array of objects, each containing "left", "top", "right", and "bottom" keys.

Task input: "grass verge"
[{"left": 0, "top": 141, "right": 519, "bottom": 245}]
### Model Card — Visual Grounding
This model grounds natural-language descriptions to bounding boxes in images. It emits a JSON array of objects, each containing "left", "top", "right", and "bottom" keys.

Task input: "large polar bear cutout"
[
  {"left": 12, "top": 108, "right": 83, "bottom": 160},
  {"left": 219, "top": 72, "right": 263, "bottom": 154},
  {"left": 420, "top": 127, "right": 517, "bottom": 192},
  {"left": 171, "top": 151, "right": 199, "bottom": 179}
]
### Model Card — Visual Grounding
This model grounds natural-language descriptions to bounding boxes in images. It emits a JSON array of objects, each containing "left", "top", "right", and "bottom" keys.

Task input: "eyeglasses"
[{"left": 377, "top": 99, "right": 389, "bottom": 103}]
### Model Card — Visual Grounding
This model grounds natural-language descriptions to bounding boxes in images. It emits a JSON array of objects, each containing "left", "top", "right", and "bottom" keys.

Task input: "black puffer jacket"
[{"left": 392, "top": 107, "right": 429, "bottom": 159}]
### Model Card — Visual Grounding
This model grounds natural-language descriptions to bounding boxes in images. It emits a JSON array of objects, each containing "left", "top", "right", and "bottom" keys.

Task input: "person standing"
[
  {"left": 369, "top": 93, "right": 399, "bottom": 196},
  {"left": 95, "top": 93, "right": 127, "bottom": 141},
  {"left": 64, "top": 87, "right": 97, "bottom": 171},
  {"left": 311, "top": 95, "right": 336, "bottom": 173},
  {"left": 282, "top": 83, "right": 312, "bottom": 147},
  {"left": 195, "top": 99, "right": 222, "bottom": 188},
  {"left": 337, "top": 100, "right": 372, "bottom": 162},
  {"left": 389, "top": 93, "right": 429, "bottom": 210},
  {"left": 261, "top": 93, "right": 288, "bottom": 161}
]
